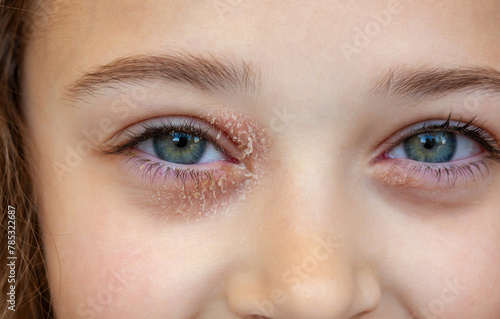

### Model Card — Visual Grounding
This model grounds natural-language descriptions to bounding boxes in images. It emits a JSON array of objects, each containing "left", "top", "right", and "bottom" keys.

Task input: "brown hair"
[{"left": 1, "top": 1, "right": 53, "bottom": 318}]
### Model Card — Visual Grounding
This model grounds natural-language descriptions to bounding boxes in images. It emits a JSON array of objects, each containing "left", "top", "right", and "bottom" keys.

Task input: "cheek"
[
  {"left": 40, "top": 192, "right": 145, "bottom": 318},
  {"left": 451, "top": 227, "right": 500, "bottom": 316},
  {"left": 394, "top": 218, "right": 500, "bottom": 318},
  {"left": 428, "top": 248, "right": 500, "bottom": 318},
  {"left": 41, "top": 187, "right": 239, "bottom": 318}
]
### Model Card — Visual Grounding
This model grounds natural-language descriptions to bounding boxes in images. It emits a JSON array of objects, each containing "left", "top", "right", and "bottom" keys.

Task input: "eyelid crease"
[
  {"left": 375, "top": 114, "right": 500, "bottom": 163},
  {"left": 101, "top": 116, "right": 244, "bottom": 161}
]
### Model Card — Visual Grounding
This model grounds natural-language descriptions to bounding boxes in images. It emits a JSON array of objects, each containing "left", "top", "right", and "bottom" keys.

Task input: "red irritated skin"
[
  {"left": 22, "top": 1, "right": 500, "bottom": 318},
  {"left": 105, "top": 110, "right": 272, "bottom": 220}
]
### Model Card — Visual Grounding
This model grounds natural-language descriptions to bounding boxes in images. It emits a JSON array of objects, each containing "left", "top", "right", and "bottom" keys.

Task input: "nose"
[
  {"left": 226, "top": 231, "right": 381, "bottom": 318},
  {"left": 226, "top": 166, "right": 381, "bottom": 318}
]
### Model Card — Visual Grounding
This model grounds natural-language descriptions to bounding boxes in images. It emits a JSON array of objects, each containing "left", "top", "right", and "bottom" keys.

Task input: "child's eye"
[
  {"left": 102, "top": 115, "right": 259, "bottom": 217},
  {"left": 388, "top": 131, "right": 482, "bottom": 163},
  {"left": 104, "top": 116, "right": 241, "bottom": 168},
  {"left": 373, "top": 115, "right": 500, "bottom": 189},
  {"left": 136, "top": 131, "right": 230, "bottom": 165}
]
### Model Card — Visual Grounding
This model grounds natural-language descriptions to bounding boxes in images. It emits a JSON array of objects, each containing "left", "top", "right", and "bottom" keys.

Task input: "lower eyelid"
[
  {"left": 372, "top": 156, "right": 497, "bottom": 190},
  {"left": 120, "top": 152, "right": 255, "bottom": 218},
  {"left": 126, "top": 150, "right": 242, "bottom": 177}
]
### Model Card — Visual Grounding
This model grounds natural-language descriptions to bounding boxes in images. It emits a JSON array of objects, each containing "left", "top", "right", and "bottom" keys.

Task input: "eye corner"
[{"left": 371, "top": 151, "right": 392, "bottom": 164}]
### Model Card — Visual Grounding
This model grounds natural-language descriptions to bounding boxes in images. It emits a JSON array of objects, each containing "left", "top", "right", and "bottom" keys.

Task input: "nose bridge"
[
  {"left": 227, "top": 162, "right": 381, "bottom": 318},
  {"left": 255, "top": 203, "right": 361, "bottom": 318},
  {"left": 262, "top": 152, "right": 357, "bottom": 316},
  {"left": 270, "top": 228, "right": 354, "bottom": 315}
]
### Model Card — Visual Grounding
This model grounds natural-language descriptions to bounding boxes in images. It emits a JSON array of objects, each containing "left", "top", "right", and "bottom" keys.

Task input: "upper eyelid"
[
  {"left": 102, "top": 116, "right": 244, "bottom": 159},
  {"left": 124, "top": 121, "right": 212, "bottom": 148},
  {"left": 387, "top": 118, "right": 492, "bottom": 146},
  {"left": 103, "top": 117, "right": 215, "bottom": 151},
  {"left": 371, "top": 117, "right": 500, "bottom": 163}
]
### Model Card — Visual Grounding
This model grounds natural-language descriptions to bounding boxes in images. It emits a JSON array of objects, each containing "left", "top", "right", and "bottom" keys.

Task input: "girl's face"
[{"left": 23, "top": 1, "right": 500, "bottom": 318}]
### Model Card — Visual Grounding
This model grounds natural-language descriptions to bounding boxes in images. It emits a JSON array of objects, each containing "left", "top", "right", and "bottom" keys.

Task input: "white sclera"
[
  {"left": 390, "top": 133, "right": 483, "bottom": 162},
  {"left": 137, "top": 137, "right": 229, "bottom": 165}
]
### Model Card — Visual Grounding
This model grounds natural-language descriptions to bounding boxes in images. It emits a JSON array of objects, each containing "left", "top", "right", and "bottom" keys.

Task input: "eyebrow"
[
  {"left": 66, "top": 55, "right": 500, "bottom": 103},
  {"left": 372, "top": 65, "right": 500, "bottom": 100},
  {"left": 64, "top": 52, "right": 260, "bottom": 101}
]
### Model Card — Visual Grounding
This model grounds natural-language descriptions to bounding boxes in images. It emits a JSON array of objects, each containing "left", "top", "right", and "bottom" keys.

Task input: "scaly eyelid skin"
[
  {"left": 118, "top": 151, "right": 254, "bottom": 220},
  {"left": 101, "top": 110, "right": 272, "bottom": 219}
]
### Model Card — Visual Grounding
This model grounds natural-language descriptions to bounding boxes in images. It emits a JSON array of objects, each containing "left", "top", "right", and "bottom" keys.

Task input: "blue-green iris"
[
  {"left": 403, "top": 132, "right": 457, "bottom": 163},
  {"left": 153, "top": 132, "right": 207, "bottom": 164}
]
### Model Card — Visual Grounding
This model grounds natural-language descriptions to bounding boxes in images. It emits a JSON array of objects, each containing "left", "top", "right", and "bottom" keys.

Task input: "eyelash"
[
  {"left": 106, "top": 119, "right": 223, "bottom": 154},
  {"left": 104, "top": 118, "right": 237, "bottom": 186},
  {"left": 378, "top": 115, "right": 500, "bottom": 185},
  {"left": 106, "top": 114, "right": 500, "bottom": 189}
]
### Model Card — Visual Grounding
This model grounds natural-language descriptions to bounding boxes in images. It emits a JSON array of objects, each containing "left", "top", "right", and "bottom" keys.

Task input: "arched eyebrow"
[
  {"left": 372, "top": 65, "right": 500, "bottom": 100},
  {"left": 65, "top": 54, "right": 500, "bottom": 104},
  {"left": 64, "top": 52, "right": 260, "bottom": 101}
]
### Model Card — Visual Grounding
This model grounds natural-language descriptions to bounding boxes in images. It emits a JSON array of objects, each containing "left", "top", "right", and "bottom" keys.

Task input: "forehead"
[{"left": 26, "top": 0, "right": 500, "bottom": 100}]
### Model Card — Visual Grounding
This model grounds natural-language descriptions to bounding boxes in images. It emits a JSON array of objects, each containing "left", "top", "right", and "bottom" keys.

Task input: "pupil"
[
  {"left": 173, "top": 134, "right": 188, "bottom": 148},
  {"left": 423, "top": 137, "right": 435, "bottom": 150}
]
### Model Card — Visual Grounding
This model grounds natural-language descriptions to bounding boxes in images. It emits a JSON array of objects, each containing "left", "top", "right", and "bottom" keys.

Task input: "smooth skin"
[{"left": 23, "top": 0, "right": 500, "bottom": 318}]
